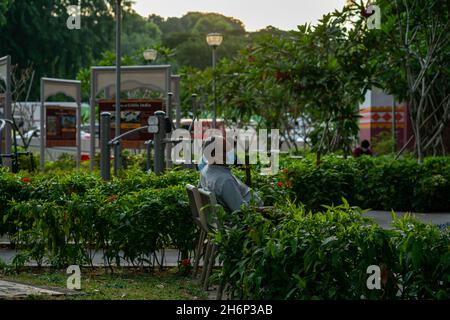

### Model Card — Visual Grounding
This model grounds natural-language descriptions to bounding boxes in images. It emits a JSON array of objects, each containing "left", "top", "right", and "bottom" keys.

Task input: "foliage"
[
  {"left": 371, "top": 131, "right": 395, "bottom": 155},
  {"left": 368, "top": 0, "right": 450, "bottom": 159},
  {"left": 0, "top": 0, "right": 11, "bottom": 26},
  {"left": 279, "top": 155, "right": 450, "bottom": 212},
  {"left": 0, "top": 168, "right": 199, "bottom": 268},
  {"left": 0, "top": 0, "right": 131, "bottom": 99},
  {"left": 215, "top": 201, "right": 450, "bottom": 299},
  {"left": 181, "top": 4, "right": 375, "bottom": 155}
]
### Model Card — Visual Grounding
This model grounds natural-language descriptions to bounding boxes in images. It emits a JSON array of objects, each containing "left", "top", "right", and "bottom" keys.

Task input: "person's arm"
[{"left": 220, "top": 178, "right": 247, "bottom": 212}]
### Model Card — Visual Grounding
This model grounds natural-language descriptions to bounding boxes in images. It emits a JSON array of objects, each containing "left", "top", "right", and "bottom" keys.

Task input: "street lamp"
[
  {"left": 206, "top": 33, "right": 223, "bottom": 128},
  {"left": 114, "top": 0, "right": 122, "bottom": 174},
  {"left": 143, "top": 49, "right": 158, "bottom": 64}
]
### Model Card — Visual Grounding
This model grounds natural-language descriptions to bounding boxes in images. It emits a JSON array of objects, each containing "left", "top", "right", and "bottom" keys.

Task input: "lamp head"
[
  {"left": 206, "top": 33, "right": 223, "bottom": 48},
  {"left": 143, "top": 49, "right": 158, "bottom": 62}
]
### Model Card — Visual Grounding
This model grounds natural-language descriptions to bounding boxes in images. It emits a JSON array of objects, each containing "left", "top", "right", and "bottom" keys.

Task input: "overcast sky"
[{"left": 132, "top": 0, "right": 347, "bottom": 32}]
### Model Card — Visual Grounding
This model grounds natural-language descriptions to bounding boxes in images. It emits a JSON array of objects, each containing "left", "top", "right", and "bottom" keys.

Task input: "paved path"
[
  {"left": 0, "top": 248, "right": 184, "bottom": 267},
  {"left": 0, "top": 280, "right": 66, "bottom": 299},
  {"left": 364, "top": 211, "right": 450, "bottom": 230}
]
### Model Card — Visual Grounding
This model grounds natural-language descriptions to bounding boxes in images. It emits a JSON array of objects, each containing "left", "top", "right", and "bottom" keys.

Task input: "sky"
[{"left": 132, "top": 0, "right": 347, "bottom": 32}]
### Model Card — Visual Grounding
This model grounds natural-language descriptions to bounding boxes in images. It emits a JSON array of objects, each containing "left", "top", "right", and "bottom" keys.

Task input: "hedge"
[
  {"left": 0, "top": 168, "right": 199, "bottom": 268},
  {"left": 215, "top": 201, "right": 450, "bottom": 300},
  {"left": 1, "top": 154, "right": 449, "bottom": 269},
  {"left": 273, "top": 155, "right": 450, "bottom": 212}
]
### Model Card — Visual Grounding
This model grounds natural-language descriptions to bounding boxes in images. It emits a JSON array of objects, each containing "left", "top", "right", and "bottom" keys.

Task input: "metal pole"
[
  {"left": 192, "top": 94, "right": 197, "bottom": 122},
  {"left": 212, "top": 47, "right": 217, "bottom": 129},
  {"left": 114, "top": 0, "right": 122, "bottom": 174},
  {"left": 76, "top": 85, "right": 81, "bottom": 170},
  {"left": 40, "top": 79, "right": 45, "bottom": 172},
  {"left": 100, "top": 112, "right": 111, "bottom": 181},
  {"left": 154, "top": 111, "right": 166, "bottom": 176},
  {"left": 4, "top": 55, "right": 12, "bottom": 170},
  {"left": 145, "top": 140, "right": 152, "bottom": 172},
  {"left": 173, "top": 77, "right": 181, "bottom": 129},
  {"left": 89, "top": 70, "right": 96, "bottom": 172},
  {"left": 165, "top": 92, "right": 174, "bottom": 168},
  {"left": 392, "top": 99, "right": 397, "bottom": 153},
  {"left": 167, "top": 92, "right": 173, "bottom": 120}
]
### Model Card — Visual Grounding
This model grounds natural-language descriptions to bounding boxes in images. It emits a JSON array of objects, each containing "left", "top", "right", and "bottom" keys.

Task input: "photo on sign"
[
  {"left": 109, "top": 111, "right": 141, "bottom": 123},
  {"left": 61, "top": 115, "right": 76, "bottom": 131},
  {"left": 110, "top": 111, "right": 142, "bottom": 129}
]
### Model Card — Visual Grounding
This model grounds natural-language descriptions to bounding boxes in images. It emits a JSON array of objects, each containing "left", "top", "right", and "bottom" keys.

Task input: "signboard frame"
[
  {"left": 0, "top": 56, "right": 12, "bottom": 170},
  {"left": 40, "top": 77, "right": 81, "bottom": 171},
  {"left": 89, "top": 65, "right": 177, "bottom": 171}
]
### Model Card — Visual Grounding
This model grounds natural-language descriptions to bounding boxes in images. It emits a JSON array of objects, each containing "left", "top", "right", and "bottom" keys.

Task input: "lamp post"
[
  {"left": 114, "top": 0, "right": 122, "bottom": 174},
  {"left": 143, "top": 49, "right": 158, "bottom": 64},
  {"left": 206, "top": 33, "right": 223, "bottom": 129}
]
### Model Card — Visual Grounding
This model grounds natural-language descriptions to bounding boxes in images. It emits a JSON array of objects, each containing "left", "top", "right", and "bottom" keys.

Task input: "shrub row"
[
  {"left": 275, "top": 155, "right": 450, "bottom": 212},
  {"left": 0, "top": 168, "right": 199, "bottom": 268},
  {"left": 215, "top": 201, "right": 450, "bottom": 300}
]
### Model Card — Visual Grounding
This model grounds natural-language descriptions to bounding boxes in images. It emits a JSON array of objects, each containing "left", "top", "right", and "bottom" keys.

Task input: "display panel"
[{"left": 98, "top": 99, "right": 163, "bottom": 149}]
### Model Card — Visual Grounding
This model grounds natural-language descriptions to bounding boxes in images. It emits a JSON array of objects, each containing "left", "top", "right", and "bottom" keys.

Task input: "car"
[
  {"left": 15, "top": 128, "right": 91, "bottom": 143},
  {"left": 15, "top": 128, "right": 40, "bottom": 141}
]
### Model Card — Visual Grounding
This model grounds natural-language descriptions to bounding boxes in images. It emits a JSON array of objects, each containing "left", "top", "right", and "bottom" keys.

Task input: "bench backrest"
[
  {"left": 198, "top": 188, "right": 221, "bottom": 231},
  {"left": 185, "top": 184, "right": 202, "bottom": 229}
]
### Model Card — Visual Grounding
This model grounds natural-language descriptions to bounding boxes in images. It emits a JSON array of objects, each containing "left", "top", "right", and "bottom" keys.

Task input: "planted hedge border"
[
  {"left": 0, "top": 168, "right": 199, "bottom": 268},
  {"left": 1, "top": 155, "right": 449, "bottom": 268},
  {"left": 271, "top": 155, "right": 450, "bottom": 212},
  {"left": 215, "top": 202, "right": 450, "bottom": 300}
]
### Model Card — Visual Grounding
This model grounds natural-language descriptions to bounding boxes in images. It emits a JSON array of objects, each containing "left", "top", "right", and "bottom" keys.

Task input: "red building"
[{"left": 358, "top": 88, "right": 412, "bottom": 151}]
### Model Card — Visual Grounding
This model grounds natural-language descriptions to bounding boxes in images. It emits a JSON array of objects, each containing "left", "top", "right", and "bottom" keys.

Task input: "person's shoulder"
[{"left": 353, "top": 147, "right": 362, "bottom": 156}]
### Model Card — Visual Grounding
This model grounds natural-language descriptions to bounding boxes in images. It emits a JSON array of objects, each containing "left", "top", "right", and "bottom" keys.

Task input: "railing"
[
  {"left": 99, "top": 110, "right": 186, "bottom": 181},
  {"left": 0, "top": 118, "right": 35, "bottom": 173}
]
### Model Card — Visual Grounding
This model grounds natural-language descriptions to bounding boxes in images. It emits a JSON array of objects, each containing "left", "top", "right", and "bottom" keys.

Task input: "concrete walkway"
[
  {"left": 0, "top": 280, "right": 66, "bottom": 299},
  {"left": 0, "top": 247, "right": 183, "bottom": 267},
  {"left": 364, "top": 210, "right": 450, "bottom": 230}
]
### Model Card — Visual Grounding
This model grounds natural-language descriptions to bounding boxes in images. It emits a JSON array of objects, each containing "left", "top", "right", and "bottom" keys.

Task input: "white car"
[{"left": 15, "top": 129, "right": 91, "bottom": 142}]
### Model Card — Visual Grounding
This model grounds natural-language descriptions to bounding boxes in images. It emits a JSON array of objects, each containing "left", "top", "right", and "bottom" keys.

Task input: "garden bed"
[
  {"left": 215, "top": 202, "right": 450, "bottom": 300},
  {"left": 0, "top": 267, "right": 207, "bottom": 300}
]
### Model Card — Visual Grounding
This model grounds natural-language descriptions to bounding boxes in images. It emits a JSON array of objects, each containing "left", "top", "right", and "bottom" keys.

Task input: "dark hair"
[{"left": 361, "top": 140, "right": 370, "bottom": 149}]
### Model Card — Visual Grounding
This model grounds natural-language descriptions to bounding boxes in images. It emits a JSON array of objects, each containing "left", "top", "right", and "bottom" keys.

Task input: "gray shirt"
[{"left": 199, "top": 165, "right": 263, "bottom": 212}]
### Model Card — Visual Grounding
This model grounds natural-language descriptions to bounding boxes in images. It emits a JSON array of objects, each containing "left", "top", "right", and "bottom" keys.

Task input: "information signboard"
[
  {"left": 46, "top": 106, "right": 77, "bottom": 147},
  {"left": 98, "top": 99, "right": 163, "bottom": 149}
]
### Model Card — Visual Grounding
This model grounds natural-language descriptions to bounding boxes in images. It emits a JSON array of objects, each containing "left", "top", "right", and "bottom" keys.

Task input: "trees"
[
  {"left": 159, "top": 12, "right": 249, "bottom": 70},
  {"left": 0, "top": 0, "right": 120, "bottom": 99},
  {"left": 122, "top": 11, "right": 162, "bottom": 56},
  {"left": 370, "top": 0, "right": 450, "bottom": 160},
  {"left": 183, "top": 5, "right": 373, "bottom": 155},
  {"left": 0, "top": 0, "right": 11, "bottom": 26},
  {"left": 182, "top": 0, "right": 450, "bottom": 159}
]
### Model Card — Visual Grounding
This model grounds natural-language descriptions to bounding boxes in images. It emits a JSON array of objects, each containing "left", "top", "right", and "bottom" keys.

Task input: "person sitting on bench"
[{"left": 199, "top": 135, "right": 263, "bottom": 213}]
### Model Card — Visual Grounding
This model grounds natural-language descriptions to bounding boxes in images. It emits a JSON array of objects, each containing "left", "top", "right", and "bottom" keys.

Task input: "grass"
[{"left": 0, "top": 267, "right": 208, "bottom": 300}]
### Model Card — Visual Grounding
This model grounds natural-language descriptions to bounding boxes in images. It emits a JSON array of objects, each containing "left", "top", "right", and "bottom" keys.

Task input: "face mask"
[
  {"left": 198, "top": 156, "right": 207, "bottom": 172},
  {"left": 226, "top": 150, "right": 236, "bottom": 165}
]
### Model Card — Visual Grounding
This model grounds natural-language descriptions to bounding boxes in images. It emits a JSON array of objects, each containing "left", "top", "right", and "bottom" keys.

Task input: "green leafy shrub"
[
  {"left": 279, "top": 155, "right": 450, "bottom": 212},
  {"left": 1, "top": 169, "right": 197, "bottom": 268},
  {"left": 215, "top": 201, "right": 450, "bottom": 300}
]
